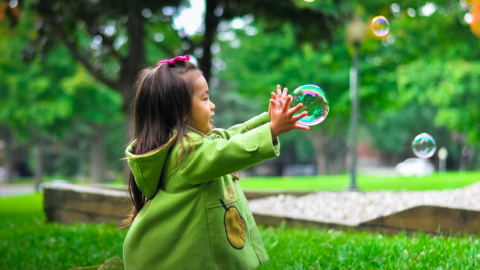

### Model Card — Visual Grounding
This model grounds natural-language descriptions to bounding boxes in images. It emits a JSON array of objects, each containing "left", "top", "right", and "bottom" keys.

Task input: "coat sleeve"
[
  {"left": 212, "top": 112, "right": 271, "bottom": 140},
  {"left": 178, "top": 123, "right": 280, "bottom": 185}
]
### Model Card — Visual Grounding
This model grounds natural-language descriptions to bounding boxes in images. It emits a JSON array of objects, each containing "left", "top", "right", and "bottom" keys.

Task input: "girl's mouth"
[{"left": 210, "top": 119, "right": 213, "bottom": 123}]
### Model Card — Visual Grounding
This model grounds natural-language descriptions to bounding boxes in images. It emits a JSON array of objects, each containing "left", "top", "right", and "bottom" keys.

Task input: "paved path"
[{"left": 0, "top": 184, "right": 36, "bottom": 196}]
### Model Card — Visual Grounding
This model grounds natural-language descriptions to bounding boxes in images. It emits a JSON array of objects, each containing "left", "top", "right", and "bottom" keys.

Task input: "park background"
[{"left": 1, "top": 0, "right": 480, "bottom": 269}]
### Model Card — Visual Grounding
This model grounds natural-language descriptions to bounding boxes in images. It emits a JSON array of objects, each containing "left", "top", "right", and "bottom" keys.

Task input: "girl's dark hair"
[{"left": 121, "top": 60, "right": 201, "bottom": 228}]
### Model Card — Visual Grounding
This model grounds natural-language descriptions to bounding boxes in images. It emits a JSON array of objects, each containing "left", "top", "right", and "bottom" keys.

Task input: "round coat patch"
[{"left": 220, "top": 199, "right": 246, "bottom": 249}]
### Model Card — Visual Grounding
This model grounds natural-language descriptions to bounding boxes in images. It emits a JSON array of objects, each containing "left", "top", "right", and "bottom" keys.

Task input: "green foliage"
[
  {"left": 60, "top": 67, "right": 123, "bottom": 125},
  {"left": 3, "top": 0, "right": 480, "bottom": 175},
  {"left": 1, "top": 4, "right": 125, "bottom": 177},
  {"left": 218, "top": 23, "right": 352, "bottom": 130},
  {"left": 350, "top": 0, "right": 480, "bottom": 158},
  {"left": 216, "top": 22, "right": 353, "bottom": 165},
  {"left": 0, "top": 6, "right": 123, "bottom": 141},
  {"left": 398, "top": 60, "right": 480, "bottom": 145},
  {"left": 0, "top": 17, "right": 76, "bottom": 141}
]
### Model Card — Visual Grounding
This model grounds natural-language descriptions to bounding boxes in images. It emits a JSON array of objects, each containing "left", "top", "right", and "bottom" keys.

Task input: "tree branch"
[
  {"left": 48, "top": 19, "right": 120, "bottom": 91},
  {"left": 150, "top": 40, "right": 176, "bottom": 56},
  {"left": 82, "top": 22, "right": 124, "bottom": 61}
]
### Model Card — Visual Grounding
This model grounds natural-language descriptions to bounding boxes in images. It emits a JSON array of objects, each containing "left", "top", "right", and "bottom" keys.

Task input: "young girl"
[{"left": 122, "top": 55, "right": 309, "bottom": 270}]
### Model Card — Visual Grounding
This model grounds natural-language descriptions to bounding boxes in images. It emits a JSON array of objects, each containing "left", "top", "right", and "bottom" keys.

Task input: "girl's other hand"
[
  {"left": 269, "top": 94, "right": 309, "bottom": 141},
  {"left": 269, "top": 85, "right": 288, "bottom": 117},
  {"left": 275, "top": 85, "right": 288, "bottom": 111}
]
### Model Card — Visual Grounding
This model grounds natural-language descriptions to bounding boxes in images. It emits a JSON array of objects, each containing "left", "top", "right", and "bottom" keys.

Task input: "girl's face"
[{"left": 190, "top": 74, "right": 215, "bottom": 134}]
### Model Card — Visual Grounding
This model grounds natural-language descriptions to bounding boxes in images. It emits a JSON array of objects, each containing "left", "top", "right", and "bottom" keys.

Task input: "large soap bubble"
[{"left": 290, "top": 84, "right": 329, "bottom": 126}]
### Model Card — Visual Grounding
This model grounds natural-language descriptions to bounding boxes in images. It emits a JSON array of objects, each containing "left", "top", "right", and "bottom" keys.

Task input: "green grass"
[
  {"left": 0, "top": 214, "right": 126, "bottom": 270},
  {"left": 2, "top": 194, "right": 480, "bottom": 269},
  {"left": 0, "top": 193, "right": 43, "bottom": 217},
  {"left": 258, "top": 225, "right": 480, "bottom": 269},
  {"left": 105, "top": 171, "right": 480, "bottom": 192},
  {"left": 238, "top": 172, "right": 480, "bottom": 191},
  {"left": 8, "top": 172, "right": 480, "bottom": 193},
  {"left": 0, "top": 194, "right": 126, "bottom": 270}
]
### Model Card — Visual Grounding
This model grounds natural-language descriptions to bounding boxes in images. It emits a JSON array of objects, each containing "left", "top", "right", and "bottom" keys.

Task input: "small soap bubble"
[
  {"left": 412, "top": 133, "right": 436, "bottom": 159},
  {"left": 290, "top": 84, "right": 329, "bottom": 126},
  {"left": 304, "top": 0, "right": 315, "bottom": 2},
  {"left": 371, "top": 16, "right": 390, "bottom": 37}
]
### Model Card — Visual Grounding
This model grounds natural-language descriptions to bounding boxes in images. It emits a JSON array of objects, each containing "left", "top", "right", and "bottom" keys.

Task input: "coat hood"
[
  {"left": 125, "top": 129, "right": 205, "bottom": 199},
  {"left": 125, "top": 138, "right": 176, "bottom": 199}
]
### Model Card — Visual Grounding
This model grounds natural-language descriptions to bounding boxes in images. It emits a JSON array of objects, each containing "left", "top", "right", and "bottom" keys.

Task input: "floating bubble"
[
  {"left": 304, "top": 0, "right": 315, "bottom": 2},
  {"left": 371, "top": 16, "right": 390, "bottom": 37},
  {"left": 290, "top": 84, "right": 329, "bottom": 126},
  {"left": 412, "top": 133, "right": 436, "bottom": 159}
]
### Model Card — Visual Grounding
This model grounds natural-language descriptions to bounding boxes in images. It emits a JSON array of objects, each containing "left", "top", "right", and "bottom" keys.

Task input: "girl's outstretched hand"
[{"left": 269, "top": 94, "right": 309, "bottom": 141}]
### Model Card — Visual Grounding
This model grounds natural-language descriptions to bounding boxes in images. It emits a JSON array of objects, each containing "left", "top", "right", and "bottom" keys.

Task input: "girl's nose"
[{"left": 210, "top": 101, "right": 215, "bottom": 110}]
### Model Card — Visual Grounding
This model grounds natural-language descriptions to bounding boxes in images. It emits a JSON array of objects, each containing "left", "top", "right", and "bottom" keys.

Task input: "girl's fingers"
[
  {"left": 283, "top": 95, "right": 292, "bottom": 113},
  {"left": 271, "top": 92, "right": 276, "bottom": 100},
  {"left": 283, "top": 87, "right": 288, "bottom": 99},
  {"left": 288, "top": 103, "right": 303, "bottom": 116},
  {"left": 277, "top": 85, "right": 282, "bottom": 97},
  {"left": 269, "top": 99, "right": 277, "bottom": 110},
  {"left": 292, "top": 111, "right": 308, "bottom": 122},
  {"left": 294, "top": 123, "right": 310, "bottom": 130}
]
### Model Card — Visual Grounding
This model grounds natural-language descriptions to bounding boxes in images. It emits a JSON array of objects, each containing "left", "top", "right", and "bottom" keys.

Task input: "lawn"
[
  {"left": 105, "top": 171, "right": 480, "bottom": 191},
  {"left": 1, "top": 194, "right": 480, "bottom": 269},
  {"left": 10, "top": 171, "right": 480, "bottom": 192},
  {"left": 238, "top": 171, "right": 480, "bottom": 191}
]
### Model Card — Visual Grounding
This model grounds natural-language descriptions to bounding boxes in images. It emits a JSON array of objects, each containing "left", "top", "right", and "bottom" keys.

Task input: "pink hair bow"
[{"left": 157, "top": 55, "right": 190, "bottom": 66}]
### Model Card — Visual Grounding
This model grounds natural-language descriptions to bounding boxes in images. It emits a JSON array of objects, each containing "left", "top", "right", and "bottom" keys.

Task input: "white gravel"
[{"left": 247, "top": 182, "right": 480, "bottom": 226}]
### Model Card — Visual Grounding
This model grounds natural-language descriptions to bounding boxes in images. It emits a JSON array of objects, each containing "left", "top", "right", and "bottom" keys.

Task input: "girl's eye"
[{"left": 203, "top": 97, "right": 209, "bottom": 101}]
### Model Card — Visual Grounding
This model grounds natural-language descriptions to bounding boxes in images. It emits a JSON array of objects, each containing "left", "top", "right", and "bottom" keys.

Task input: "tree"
[
  {"left": 60, "top": 66, "right": 123, "bottom": 183},
  {"left": 0, "top": 8, "right": 123, "bottom": 185},
  {"left": 398, "top": 60, "right": 480, "bottom": 144},
  {"left": 216, "top": 22, "right": 354, "bottom": 174},
  {"left": 0, "top": 11, "right": 76, "bottom": 187},
  {"left": 17, "top": 0, "right": 340, "bottom": 138},
  {"left": 361, "top": 0, "right": 480, "bottom": 168}
]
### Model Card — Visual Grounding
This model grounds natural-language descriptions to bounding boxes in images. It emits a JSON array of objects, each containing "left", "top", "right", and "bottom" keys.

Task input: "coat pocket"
[{"left": 205, "top": 200, "right": 260, "bottom": 270}]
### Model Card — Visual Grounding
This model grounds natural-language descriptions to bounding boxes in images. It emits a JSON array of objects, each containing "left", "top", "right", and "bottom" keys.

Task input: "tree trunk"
[
  {"left": 315, "top": 152, "right": 327, "bottom": 175},
  {"left": 121, "top": 1, "right": 146, "bottom": 139},
  {"left": 328, "top": 135, "right": 347, "bottom": 174},
  {"left": 33, "top": 145, "right": 43, "bottom": 192},
  {"left": 1, "top": 128, "right": 12, "bottom": 182},
  {"left": 121, "top": 3, "right": 146, "bottom": 183},
  {"left": 122, "top": 84, "right": 135, "bottom": 183},
  {"left": 307, "top": 129, "right": 329, "bottom": 175},
  {"left": 199, "top": 0, "right": 221, "bottom": 83},
  {"left": 90, "top": 125, "right": 106, "bottom": 184}
]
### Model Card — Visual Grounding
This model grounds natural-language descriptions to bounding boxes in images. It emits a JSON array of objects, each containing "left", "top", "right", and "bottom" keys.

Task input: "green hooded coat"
[{"left": 123, "top": 112, "right": 280, "bottom": 270}]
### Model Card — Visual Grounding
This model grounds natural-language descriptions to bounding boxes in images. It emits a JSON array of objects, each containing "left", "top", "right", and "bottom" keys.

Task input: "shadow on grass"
[{"left": 70, "top": 256, "right": 124, "bottom": 270}]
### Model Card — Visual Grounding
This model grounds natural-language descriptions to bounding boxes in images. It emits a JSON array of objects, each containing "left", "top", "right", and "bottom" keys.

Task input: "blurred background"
[{"left": 1, "top": 0, "right": 480, "bottom": 192}]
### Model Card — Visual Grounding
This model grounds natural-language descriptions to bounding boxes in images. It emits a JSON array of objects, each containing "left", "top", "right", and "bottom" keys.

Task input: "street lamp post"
[{"left": 345, "top": 15, "right": 366, "bottom": 192}]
